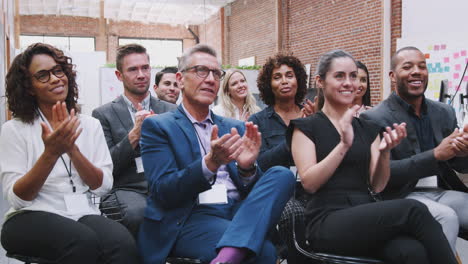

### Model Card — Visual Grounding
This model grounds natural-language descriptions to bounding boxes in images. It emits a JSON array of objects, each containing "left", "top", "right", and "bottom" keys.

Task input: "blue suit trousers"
[{"left": 169, "top": 166, "right": 294, "bottom": 263}]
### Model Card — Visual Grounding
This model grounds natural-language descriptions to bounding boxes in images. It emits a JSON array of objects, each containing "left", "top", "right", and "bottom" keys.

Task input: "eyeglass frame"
[
  {"left": 182, "top": 65, "right": 226, "bottom": 81},
  {"left": 32, "top": 64, "right": 66, "bottom": 83}
]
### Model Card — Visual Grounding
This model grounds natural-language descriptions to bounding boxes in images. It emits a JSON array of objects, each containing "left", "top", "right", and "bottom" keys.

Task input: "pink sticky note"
[
  {"left": 462, "top": 50, "right": 467, "bottom": 56},
  {"left": 434, "top": 45, "right": 440, "bottom": 51},
  {"left": 444, "top": 57, "right": 450, "bottom": 63},
  {"left": 455, "top": 64, "right": 462, "bottom": 71},
  {"left": 456, "top": 85, "right": 461, "bottom": 91},
  {"left": 441, "top": 44, "right": 447, "bottom": 50},
  {"left": 454, "top": 52, "right": 460, "bottom": 59},
  {"left": 454, "top": 73, "right": 460, "bottom": 79},
  {"left": 449, "top": 81, "right": 453, "bottom": 88},
  {"left": 464, "top": 76, "right": 468, "bottom": 82}
]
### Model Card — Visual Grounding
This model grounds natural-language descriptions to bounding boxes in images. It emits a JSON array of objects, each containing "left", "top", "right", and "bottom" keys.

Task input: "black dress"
[
  {"left": 287, "top": 111, "right": 457, "bottom": 264},
  {"left": 289, "top": 112, "right": 379, "bottom": 238}
]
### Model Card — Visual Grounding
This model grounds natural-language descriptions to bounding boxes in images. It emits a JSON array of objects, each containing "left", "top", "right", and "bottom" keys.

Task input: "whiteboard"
[
  {"left": 402, "top": 0, "right": 468, "bottom": 39},
  {"left": 100, "top": 68, "right": 161, "bottom": 105},
  {"left": 399, "top": 0, "right": 468, "bottom": 125}
]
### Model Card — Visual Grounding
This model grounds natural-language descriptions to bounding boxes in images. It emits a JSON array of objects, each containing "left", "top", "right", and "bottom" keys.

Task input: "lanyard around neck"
[{"left": 37, "top": 110, "right": 76, "bottom": 193}]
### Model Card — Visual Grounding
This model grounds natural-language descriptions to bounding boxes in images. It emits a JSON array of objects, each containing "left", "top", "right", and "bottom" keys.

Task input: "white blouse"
[
  {"left": 212, "top": 104, "right": 248, "bottom": 121},
  {"left": 0, "top": 114, "right": 113, "bottom": 221}
]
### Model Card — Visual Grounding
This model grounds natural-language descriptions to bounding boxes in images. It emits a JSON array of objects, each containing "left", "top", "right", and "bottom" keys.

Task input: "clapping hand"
[
  {"left": 339, "top": 105, "right": 360, "bottom": 147},
  {"left": 205, "top": 122, "right": 261, "bottom": 173},
  {"left": 41, "top": 101, "right": 82, "bottom": 157},
  {"left": 207, "top": 125, "right": 243, "bottom": 170},
  {"left": 301, "top": 98, "right": 319, "bottom": 118},
  {"left": 451, "top": 124, "right": 468, "bottom": 157},
  {"left": 236, "top": 122, "right": 262, "bottom": 170},
  {"left": 129, "top": 103, "right": 155, "bottom": 148},
  {"left": 379, "top": 123, "right": 407, "bottom": 152}
]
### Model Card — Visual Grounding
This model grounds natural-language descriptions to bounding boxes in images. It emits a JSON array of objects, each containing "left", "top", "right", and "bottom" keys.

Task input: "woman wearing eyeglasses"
[
  {"left": 0, "top": 43, "right": 140, "bottom": 264},
  {"left": 212, "top": 70, "right": 260, "bottom": 121}
]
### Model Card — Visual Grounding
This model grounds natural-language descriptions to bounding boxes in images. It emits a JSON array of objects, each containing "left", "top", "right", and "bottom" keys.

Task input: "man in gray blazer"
[
  {"left": 361, "top": 46, "right": 468, "bottom": 253},
  {"left": 92, "top": 44, "right": 176, "bottom": 237}
]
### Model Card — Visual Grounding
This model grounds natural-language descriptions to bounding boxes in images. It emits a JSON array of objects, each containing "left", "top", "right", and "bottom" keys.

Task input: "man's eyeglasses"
[
  {"left": 32, "top": 65, "right": 66, "bottom": 83},
  {"left": 182, "top": 65, "right": 226, "bottom": 81}
]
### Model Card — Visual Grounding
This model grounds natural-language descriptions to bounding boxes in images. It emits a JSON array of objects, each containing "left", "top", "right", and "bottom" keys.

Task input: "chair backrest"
[
  {"left": 92, "top": 192, "right": 124, "bottom": 222},
  {"left": 290, "top": 172, "right": 384, "bottom": 264}
]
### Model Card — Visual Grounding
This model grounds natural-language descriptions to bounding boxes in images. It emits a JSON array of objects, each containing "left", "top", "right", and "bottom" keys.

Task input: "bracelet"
[{"left": 236, "top": 162, "right": 257, "bottom": 175}]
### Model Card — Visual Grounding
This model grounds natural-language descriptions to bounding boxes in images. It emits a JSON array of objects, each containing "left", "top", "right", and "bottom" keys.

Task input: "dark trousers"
[
  {"left": 1, "top": 211, "right": 141, "bottom": 264},
  {"left": 310, "top": 199, "right": 457, "bottom": 264},
  {"left": 169, "top": 166, "right": 295, "bottom": 264},
  {"left": 101, "top": 189, "right": 147, "bottom": 238}
]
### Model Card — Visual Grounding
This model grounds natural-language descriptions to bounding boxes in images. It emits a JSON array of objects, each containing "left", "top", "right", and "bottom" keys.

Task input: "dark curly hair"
[
  {"left": 257, "top": 53, "right": 307, "bottom": 106},
  {"left": 6, "top": 43, "right": 79, "bottom": 123}
]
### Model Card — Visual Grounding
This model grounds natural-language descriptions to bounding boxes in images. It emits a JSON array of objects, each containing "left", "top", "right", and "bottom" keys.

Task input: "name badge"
[
  {"left": 135, "top": 157, "right": 144, "bottom": 173},
  {"left": 416, "top": 175, "right": 438, "bottom": 188},
  {"left": 198, "top": 184, "right": 228, "bottom": 204},
  {"left": 64, "top": 193, "right": 91, "bottom": 214}
]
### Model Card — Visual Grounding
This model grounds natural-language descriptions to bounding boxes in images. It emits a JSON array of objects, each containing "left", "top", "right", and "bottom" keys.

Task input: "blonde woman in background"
[{"left": 212, "top": 69, "right": 260, "bottom": 121}]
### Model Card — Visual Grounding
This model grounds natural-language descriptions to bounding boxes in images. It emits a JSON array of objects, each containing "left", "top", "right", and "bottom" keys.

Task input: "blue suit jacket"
[{"left": 138, "top": 105, "right": 262, "bottom": 264}]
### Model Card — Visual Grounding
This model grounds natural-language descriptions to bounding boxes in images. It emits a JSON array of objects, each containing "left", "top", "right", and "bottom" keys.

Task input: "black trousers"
[
  {"left": 1, "top": 210, "right": 141, "bottom": 264},
  {"left": 309, "top": 199, "right": 457, "bottom": 264}
]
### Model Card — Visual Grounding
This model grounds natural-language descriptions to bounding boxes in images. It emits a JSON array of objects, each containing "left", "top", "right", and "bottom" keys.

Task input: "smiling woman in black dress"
[{"left": 288, "top": 49, "right": 457, "bottom": 264}]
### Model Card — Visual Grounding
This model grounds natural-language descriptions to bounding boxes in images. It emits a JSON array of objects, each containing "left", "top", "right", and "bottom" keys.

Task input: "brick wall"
[
  {"left": 285, "top": 0, "right": 384, "bottom": 105},
  {"left": 199, "top": 10, "right": 223, "bottom": 63},
  {"left": 224, "top": 0, "right": 278, "bottom": 67},
  {"left": 19, "top": 2, "right": 405, "bottom": 104},
  {"left": 223, "top": 0, "right": 403, "bottom": 105},
  {"left": 391, "top": 0, "right": 402, "bottom": 56},
  {"left": 20, "top": 15, "right": 197, "bottom": 63}
]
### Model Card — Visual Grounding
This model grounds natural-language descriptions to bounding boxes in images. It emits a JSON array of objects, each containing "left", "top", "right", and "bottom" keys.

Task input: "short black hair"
[
  {"left": 391, "top": 46, "right": 422, "bottom": 71},
  {"left": 155, "top": 67, "right": 178, "bottom": 86}
]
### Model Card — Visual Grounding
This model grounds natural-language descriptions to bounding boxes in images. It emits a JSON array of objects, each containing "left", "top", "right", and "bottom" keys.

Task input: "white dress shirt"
[{"left": 0, "top": 114, "right": 113, "bottom": 221}]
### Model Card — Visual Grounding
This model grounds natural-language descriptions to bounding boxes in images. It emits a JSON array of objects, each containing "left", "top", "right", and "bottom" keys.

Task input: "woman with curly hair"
[
  {"left": 0, "top": 43, "right": 139, "bottom": 263},
  {"left": 212, "top": 69, "right": 260, "bottom": 121},
  {"left": 249, "top": 53, "right": 310, "bottom": 171}
]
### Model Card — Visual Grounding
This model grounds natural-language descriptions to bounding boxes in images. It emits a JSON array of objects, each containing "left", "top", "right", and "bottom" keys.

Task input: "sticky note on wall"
[
  {"left": 444, "top": 57, "right": 450, "bottom": 63},
  {"left": 454, "top": 73, "right": 460, "bottom": 79},
  {"left": 454, "top": 52, "right": 460, "bottom": 59},
  {"left": 455, "top": 64, "right": 462, "bottom": 71},
  {"left": 462, "top": 50, "right": 467, "bottom": 57}
]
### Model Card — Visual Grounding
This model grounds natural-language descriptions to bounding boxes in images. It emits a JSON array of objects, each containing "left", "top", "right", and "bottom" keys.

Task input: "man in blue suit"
[{"left": 138, "top": 44, "right": 295, "bottom": 264}]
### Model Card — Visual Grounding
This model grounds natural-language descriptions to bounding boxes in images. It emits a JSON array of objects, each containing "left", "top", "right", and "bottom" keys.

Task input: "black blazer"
[
  {"left": 361, "top": 93, "right": 468, "bottom": 199},
  {"left": 92, "top": 95, "right": 176, "bottom": 191}
]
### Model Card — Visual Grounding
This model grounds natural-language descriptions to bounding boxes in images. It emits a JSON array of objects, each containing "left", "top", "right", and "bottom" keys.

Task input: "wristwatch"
[{"left": 236, "top": 162, "right": 257, "bottom": 175}]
